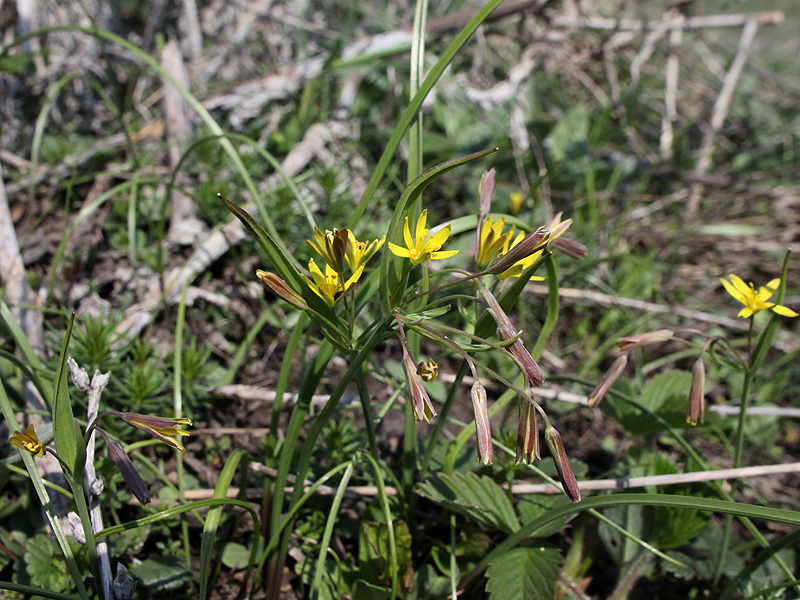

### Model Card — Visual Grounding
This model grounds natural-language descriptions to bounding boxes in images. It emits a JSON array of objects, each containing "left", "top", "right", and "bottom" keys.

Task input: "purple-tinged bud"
[
  {"left": 616, "top": 330, "right": 674, "bottom": 352},
  {"left": 417, "top": 359, "right": 438, "bottom": 382},
  {"left": 486, "top": 227, "right": 550, "bottom": 275},
  {"left": 479, "top": 286, "right": 545, "bottom": 387},
  {"left": 515, "top": 398, "right": 540, "bottom": 464},
  {"left": 479, "top": 169, "right": 495, "bottom": 221},
  {"left": 256, "top": 270, "right": 308, "bottom": 310},
  {"left": 686, "top": 358, "right": 706, "bottom": 426},
  {"left": 402, "top": 349, "right": 437, "bottom": 423},
  {"left": 552, "top": 237, "right": 587, "bottom": 260},
  {"left": 497, "top": 323, "right": 545, "bottom": 388},
  {"left": 587, "top": 355, "right": 628, "bottom": 407},
  {"left": 100, "top": 430, "right": 151, "bottom": 505},
  {"left": 545, "top": 424, "right": 581, "bottom": 503},
  {"left": 471, "top": 382, "right": 493, "bottom": 465}
]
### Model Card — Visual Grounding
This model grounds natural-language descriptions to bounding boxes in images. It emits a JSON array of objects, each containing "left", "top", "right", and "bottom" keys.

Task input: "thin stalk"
[{"left": 713, "top": 368, "right": 753, "bottom": 587}]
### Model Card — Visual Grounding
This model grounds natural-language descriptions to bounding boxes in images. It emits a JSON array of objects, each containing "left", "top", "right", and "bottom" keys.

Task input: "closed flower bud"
[
  {"left": 486, "top": 227, "right": 550, "bottom": 275},
  {"left": 545, "top": 424, "right": 581, "bottom": 503},
  {"left": 616, "top": 329, "right": 674, "bottom": 352},
  {"left": 256, "top": 270, "right": 308, "bottom": 310},
  {"left": 587, "top": 355, "right": 628, "bottom": 407},
  {"left": 515, "top": 398, "right": 539, "bottom": 464},
  {"left": 686, "top": 358, "right": 706, "bottom": 426},
  {"left": 471, "top": 382, "right": 493, "bottom": 465},
  {"left": 552, "top": 237, "right": 588, "bottom": 259},
  {"left": 402, "top": 349, "right": 437, "bottom": 423},
  {"left": 100, "top": 430, "right": 151, "bottom": 505}
]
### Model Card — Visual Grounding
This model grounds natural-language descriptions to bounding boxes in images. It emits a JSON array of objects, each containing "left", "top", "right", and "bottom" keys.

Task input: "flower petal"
[
  {"left": 772, "top": 304, "right": 798, "bottom": 318},
  {"left": 721, "top": 277, "right": 748, "bottom": 305},
  {"left": 388, "top": 242, "right": 411, "bottom": 258}
]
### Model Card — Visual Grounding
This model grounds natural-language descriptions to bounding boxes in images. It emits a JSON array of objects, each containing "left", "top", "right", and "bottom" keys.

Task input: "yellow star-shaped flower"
[
  {"left": 9, "top": 425, "right": 44, "bottom": 458},
  {"left": 302, "top": 259, "right": 364, "bottom": 307},
  {"left": 477, "top": 215, "right": 516, "bottom": 268},
  {"left": 497, "top": 231, "right": 546, "bottom": 280},
  {"left": 720, "top": 274, "right": 798, "bottom": 319},
  {"left": 388, "top": 210, "right": 459, "bottom": 265},
  {"left": 345, "top": 231, "right": 385, "bottom": 272}
]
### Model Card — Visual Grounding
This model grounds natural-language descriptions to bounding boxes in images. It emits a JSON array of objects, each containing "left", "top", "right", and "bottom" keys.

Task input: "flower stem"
[{"left": 712, "top": 368, "right": 753, "bottom": 587}]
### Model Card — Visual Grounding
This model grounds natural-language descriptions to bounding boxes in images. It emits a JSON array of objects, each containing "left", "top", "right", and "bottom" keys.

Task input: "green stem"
[{"left": 713, "top": 368, "right": 753, "bottom": 587}]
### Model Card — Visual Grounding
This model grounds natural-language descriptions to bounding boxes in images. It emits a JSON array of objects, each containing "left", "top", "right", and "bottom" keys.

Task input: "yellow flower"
[
  {"left": 720, "top": 274, "right": 798, "bottom": 319},
  {"left": 477, "top": 215, "right": 516, "bottom": 268},
  {"left": 117, "top": 413, "right": 193, "bottom": 451},
  {"left": 497, "top": 231, "right": 546, "bottom": 280},
  {"left": 307, "top": 228, "right": 349, "bottom": 272},
  {"left": 388, "top": 210, "right": 459, "bottom": 265},
  {"left": 9, "top": 425, "right": 44, "bottom": 458},
  {"left": 302, "top": 259, "right": 364, "bottom": 307},
  {"left": 345, "top": 231, "right": 385, "bottom": 272}
]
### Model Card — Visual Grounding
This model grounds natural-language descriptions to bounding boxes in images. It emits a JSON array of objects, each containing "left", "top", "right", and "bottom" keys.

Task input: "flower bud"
[
  {"left": 616, "top": 329, "right": 674, "bottom": 352},
  {"left": 552, "top": 237, "right": 587, "bottom": 260},
  {"left": 498, "top": 323, "right": 545, "bottom": 388},
  {"left": 402, "top": 349, "right": 437, "bottom": 423},
  {"left": 101, "top": 430, "right": 151, "bottom": 505},
  {"left": 587, "top": 355, "right": 627, "bottom": 407},
  {"left": 686, "top": 358, "right": 706, "bottom": 426},
  {"left": 545, "top": 424, "right": 581, "bottom": 503},
  {"left": 515, "top": 398, "right": 539, "bottom": 464},
  {"left": 256, "top": 270, "right": 308, "bottom": 310},
  {"left": 471, "top": 382, "right": 493, "bottom": 465},
  {"left": 486, "top": 227, "right": 550, "bottom": 275}
]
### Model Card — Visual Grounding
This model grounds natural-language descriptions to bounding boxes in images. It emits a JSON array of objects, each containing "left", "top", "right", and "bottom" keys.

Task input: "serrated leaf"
[
  {"left": 639, "top": 370, "right": 691, "bottom": 413},
  {"left": 22, "top": 534, "right": 73, "bottom": 594},
  {"left": 486, "top": 546, "right": 562, "bottom": 600},
  {"left": 415, "top": 472, "right": 520, "bottom": 534},
  {"left": 517, "top": 494, "right": 575, "bottom": 538}
]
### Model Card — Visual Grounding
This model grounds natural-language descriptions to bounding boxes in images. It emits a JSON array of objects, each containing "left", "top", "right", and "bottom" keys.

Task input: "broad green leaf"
[
  {"left": 129, "top": 555, "right": 191, "bottom": 592},
  {"left": 517, "top": 494, "right": 575, "bottom": 538},
  {"left": 639, "top": 370, "right": 691, "bottom": 412},
  {"left": 360, "top": 519, "right": 413, "bottom": 585},
  {"left": 546, "top": 105, "right": 589, "bottom": 163},
  {"left": 19, "top": 534, "right": 76, "bottom": 594},
  {"left": 415, "top": 472, "right": 520, "bottom": 534},
  {"left": 221, "top": 542, "right": 250, "bottom": 570},
  {"left": 53, "top": 314, "right": 77, "bottom": 473},
  {"left": 351, "top": 579, "right": 392, "bottom": 600},
  {"left": 485, "top": 546, "right": 562, "bottom": 600}
]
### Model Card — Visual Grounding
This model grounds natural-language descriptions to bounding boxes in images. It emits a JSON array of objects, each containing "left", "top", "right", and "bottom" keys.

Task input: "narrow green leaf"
[
  {"left": 199, "top": 449, "right": 253, "bottom": 600},
  {"left": 486, "top": 546, "right": 562, "bottom": 600},
  {"left": 53, "top": 314, "right": 77, "bottom": 473}
]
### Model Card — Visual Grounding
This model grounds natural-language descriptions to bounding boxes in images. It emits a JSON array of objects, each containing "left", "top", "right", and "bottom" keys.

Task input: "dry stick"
[
  {"left": 0, "top": 162, "right": 71, "bottom": 520},
  {"left": 629, "top": 16, "right": 671, "bottom": 85},
  {"left": 550, "top": 11, "right": 783, "bottom": 31},
  {"left": 69, "top": 359, "right": 113, "bottom": 600},
  {"left": 114, "top": 77, "right": 364, "bottom": 343},
  {"left": 661, "top": 16, "right": 683, "bottom": 160},
  {"left": 163, "top": 461, "right": 800, "bottom": 502},
  {"left": 161, "top": 37, "right": 201, "bottom": 245},
  {"left": 686, "top": 18, "right": 760, "bottom": 218}
]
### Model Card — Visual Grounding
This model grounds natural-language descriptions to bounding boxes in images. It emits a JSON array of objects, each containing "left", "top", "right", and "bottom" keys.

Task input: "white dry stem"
[{"left": 69, "top": 358, "right": 113, "bottom": 600}]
